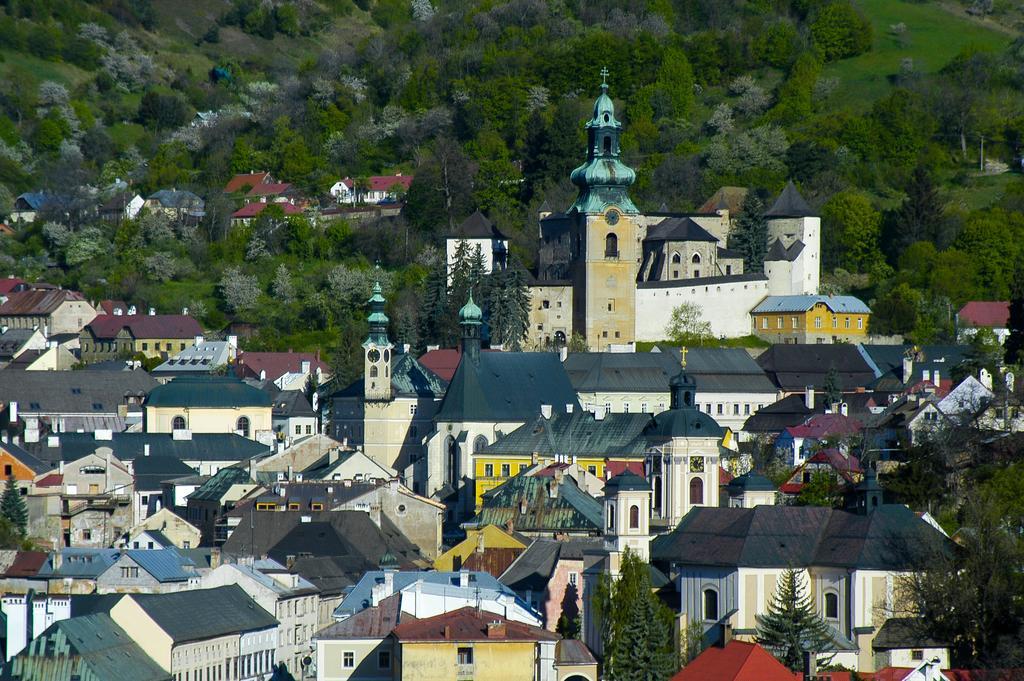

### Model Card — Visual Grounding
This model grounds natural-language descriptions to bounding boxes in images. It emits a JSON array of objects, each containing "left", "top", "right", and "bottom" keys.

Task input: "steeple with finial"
[
  {"left": 669, "top": 346, "right": 697, "bottom": 409},
  {"left": 459, "top": 291, "right": 482, "bottom": 364},
  {"left": 363, "top": 277, "right": 394, "bottom": 401},
  {"left": 569, "top": 67, "right": 638, "bottom": 215}
]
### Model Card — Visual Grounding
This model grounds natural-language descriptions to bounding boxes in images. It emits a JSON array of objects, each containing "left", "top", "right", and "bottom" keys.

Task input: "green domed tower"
[
  {"left": 459, "top": 291, "right": 482, "bottom": 363},
  {"left": 363, "top": 280, "right": 394, "bottom": 402},
  {"left": 569, "top": 69, "right": 638, "bottom": 216},
  {"left": 567, "top": 69, "right": 640, "bottom": 352}
]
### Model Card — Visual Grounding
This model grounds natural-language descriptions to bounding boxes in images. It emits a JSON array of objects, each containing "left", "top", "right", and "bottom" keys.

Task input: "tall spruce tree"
[
  {"left": 418, "top": 259, "right": 450, "bottom": 350},
  {"left": 823, "top": 364, "right": 842, "bottom": 408},
  {"left": 1, "top": 475, "right": 27, "bottom": 536},
  {"left": 756, "top": 568, "right": 835, "bottom": 670},
  {"left": 596, "top": 549, "right": 677, "bottom": 681},
  {"left": 486, "top": 260, "right": 531, "bottom": 350},
  {"left": 1005, "top": 264, "right": 1024, "bottom": 366},
  {"left": 729, "top": 192, "right": 768, "bottom": 272}
]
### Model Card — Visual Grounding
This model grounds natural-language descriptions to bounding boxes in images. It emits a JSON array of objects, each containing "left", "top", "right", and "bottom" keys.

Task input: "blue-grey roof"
[
  {"left": 333, "top": 352, "right": 448, "bottom": 399},
  {"left": 482, "top": 410, "right": 651, "bottom": 458},
  {"left": 752, "top": 295, "right": 870, "bottom": 315},
  {"left": 473, "top": 474, "right": 604, "bottom": 534},
  {"left": 38, "top": 432, "right": 270, "bottom": 466},
  {"left": 188, "top": 466, "right": 254, "bottom": 501},
  {"left": 335, "top": 570, "right": 514, "bottom": 619},
  {"left": 222, "top": 561, "right": 318, "bottom": 596},
  {"left": 15, "top": 192, "right": 71, "bottom": 211},
  {"left": 37, "top": 549, "right": 119, "bottom": 579},
  {"left": 133, "top": 455, "right": 198, "bottom": 491},
  {"left": 131, "top": 585, "right": 278, "bottom": 643},
  {"left": 436, "top": 352, "right": 580, "bottom": 423},
  {"left": 123, "top": 548, "right": 197, "bottom": 582},
  {"left": 147, "top": 189, "right": 204, "bottom": 209},
  {"left": 152, "top": 341, "right": 232, "bottom": 375},
  {"left": 145, "top": 375, "right": 271, "bottom": 408}
]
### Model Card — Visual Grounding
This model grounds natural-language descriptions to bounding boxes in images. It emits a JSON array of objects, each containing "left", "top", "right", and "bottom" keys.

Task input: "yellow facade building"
[
  {"left": 434, "top": 524, "right": 528, "bottom": 571},
  {"left": 751, "top": 295, "right": 871, "bottom": 344},
  {"left": 80, "top": 314, "right": 204, "bottom": 362},
  {"left": 144, "top": 375, "right": 273, "bottom": 442}
]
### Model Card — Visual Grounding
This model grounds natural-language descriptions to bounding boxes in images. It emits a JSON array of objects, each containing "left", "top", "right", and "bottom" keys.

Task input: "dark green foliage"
[
  {"left": 823, "top": 364, "right": 842, "bottom": 408},
  {"left": 595, "top": 550, "right": 678, "bottom": 681},
  {"left": 756, "top": 568, "right": 836, "bottom": 670},
  {"left": 1005, "top": 265, "right": 1024, "bottom": 366},
  {"left": 138, "top": 91, "right": 191, "bottom": 130},
  {"left": 487, "top": 261, "right": 530, "bottom": 351},
  {"left": 883, "top": 166, "right": 946, "bottom": 260},
  {"left": 796, "top": 470, "right": 841, "bottom": 508},
  {"left": 810, "top": 1, "right": 873, "bottom": 62},
  {"left": 1, "top": 475, "right": 27, "bottom": 536},
  {"left": 728, "top": 192, "right": 768, "bottom": 272}
]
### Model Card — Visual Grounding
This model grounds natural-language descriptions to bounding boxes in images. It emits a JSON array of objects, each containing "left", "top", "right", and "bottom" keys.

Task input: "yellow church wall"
[
  {"left": 472, "top": 454, "right": 620, "bottom": 509},
  {"left": 580, "top": 212, "right": 639, "bottom": 351},
  {"left": 146, "top": 405, "right": 272, "bottom": 439},
  {"left": 398, "top": 641, "right": 538, "bottom": 681},
  {"left": 434, "top": 525, "right": 528, "bottom": 571}
]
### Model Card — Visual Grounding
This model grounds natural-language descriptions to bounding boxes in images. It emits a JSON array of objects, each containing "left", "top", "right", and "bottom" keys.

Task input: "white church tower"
[
  {"left": 603, "top": 471, "right": 653, "bottom": 561},
  {"left": 763, "top": 181, "right": 821, "bottom": 295}
]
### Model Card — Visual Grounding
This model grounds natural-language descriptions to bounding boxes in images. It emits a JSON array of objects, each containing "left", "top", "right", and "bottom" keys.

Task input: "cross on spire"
[
  {"left": 600, "top": 66, "right": 609, "bottom": 90},
  {"left": 680, "top": 346, "right": 688, "bottom": 370}
]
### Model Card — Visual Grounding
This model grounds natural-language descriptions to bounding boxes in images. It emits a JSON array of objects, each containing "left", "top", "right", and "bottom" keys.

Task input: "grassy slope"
[{"left": 827, "top": 0, "right": 1015, "bottom": 109}]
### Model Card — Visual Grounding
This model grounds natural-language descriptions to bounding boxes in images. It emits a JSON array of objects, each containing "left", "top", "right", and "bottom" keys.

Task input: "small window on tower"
[{"left": 603, "top": 136, "right": 612, "bottom": 154}]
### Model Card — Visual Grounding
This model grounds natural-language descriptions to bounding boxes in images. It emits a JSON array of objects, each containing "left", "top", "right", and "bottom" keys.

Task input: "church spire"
[
  {"left": 364, "top": 280, "right": 390, "bottom": 347},
  {"left": 569, "top": 68, "right": 638, "bottom": 215},
  {"left": 459, "top": 291, "right": 482, "bottom": 364},
  {"left": 669, "top": 346, "right": 697, "bottom": 409}
]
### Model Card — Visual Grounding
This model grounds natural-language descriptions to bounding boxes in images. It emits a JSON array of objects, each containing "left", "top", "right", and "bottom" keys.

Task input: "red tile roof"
[
  {"left": 670, "top": 641, "right": 800, "bottom": 681},
  {"left": 224, "top": 172, "right": 274, "bottom": 193},
  {"left": 86, "top": 314, "right": 202, "bottom": 340},
  {"left": 719, "top": 466, "right": 734, "bottom": 485},
  {"left": 235, "top": 351, "right": 329, "bottom": 382},
  {"left": 784, "top": 413, "right": 862, "bottom": 439},
  {"left": 0, "top": 289, "right": 86, "bottom": 316},
  {"left": 339, "top": 174, "right": 414, "bottom": 192},
  {"left": 246, "top": 183, "right": 293, "bottom": 197},
  {"left": 231, "top": 201, "right": 303, "bottom": 219},
  {"left": 5, "top": 551, "right": 47, "bottom": 577},
  {"left": 958, "top": 301, "right": 1010, "bottom": 328},
  {"left": 0, "top": 278, "right": 24, "bottom": 295},
  {"left": 604, "top": 460, "right": 645, "bottom": 479},
  {"left": 867, "top": 669, "right": 1020, "bottom": 681},
  {"left": 393, "top": 607, "right": 560, "bottom": 642},
  {"left": 35, "top": 473, "right": 63, "bottom": 487},
  {"left": 418, "top": 348, "right": 498, "bottom": 382},
  {"left": 97, "top": 299, "right": 129, "bottom": 315}
]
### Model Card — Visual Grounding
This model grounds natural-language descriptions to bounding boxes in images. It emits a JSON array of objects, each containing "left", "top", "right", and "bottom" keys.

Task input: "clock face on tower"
[
  {"left": 690, "top": 456, "right": 705, "bottom": 473},
  {"left": 606, "top": 209, "right": 620, "bottom": 225},
  {"left": 367, "top": 348, "right": 381, "bottom": 363}
]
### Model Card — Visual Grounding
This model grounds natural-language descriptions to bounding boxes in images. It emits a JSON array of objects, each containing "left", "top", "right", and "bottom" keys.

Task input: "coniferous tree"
[
  {"left": 1, "top": 475, "right": 27, "bottom": 536},
  {"left": 756, "top": 568, "right": 835, "bottom": 670},
  {"left": 823, "top": 364, "right": 842, "bottom": 408},
  {"left": 418, "top": 259, "right": 450, "bottom": 349},
  {"left": 595, "top": 549, "right": 678, "bottom": 681},
  {"left": 1005, "top": 265, "right": 1024, "bottom": 366},
  {"left": 884, "top": 165, "right": 945, "bottom": 257},
  {"left": 486, "top": 260, "right": 530, "bottom": 350},
  {"left": 729, "top": 192, "right": 768, "bottom": 272}
]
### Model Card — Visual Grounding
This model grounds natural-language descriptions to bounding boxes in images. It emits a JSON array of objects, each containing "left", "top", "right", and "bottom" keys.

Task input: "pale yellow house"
[
  {"left": 751, "top": 295, "right": 871, "bottom": 344},
  {"left": 144, "top": 375, "right": 272, "bottom": 442},
  {"left": 124, "top": 507, "right": 202, "bottom": 550},
  {"left": 80, "top": 313, "right": 203, "bottom": 363},
  {"left": 434, "top": 524, "right": 528, "bottom": 571}
]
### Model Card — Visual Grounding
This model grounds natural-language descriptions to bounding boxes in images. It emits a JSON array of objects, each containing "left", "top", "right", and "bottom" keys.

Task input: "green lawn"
[
  {"left": 826, "top": 0, "right": 1014, "bottom": 109},
  {"left": 0, "top": 50, "right": 91, "bottom": 90}
]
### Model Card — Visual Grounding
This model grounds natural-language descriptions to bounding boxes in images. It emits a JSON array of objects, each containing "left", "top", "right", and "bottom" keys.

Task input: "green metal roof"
[
  {"left": 144, "top": 375, "right": 271, "bottom": 408},
  {"left": 472, "top": 475, "right": 603, "bottom": 533},
  {"left": 332, "top": 351, "right": 447, "bottom": 399},
  {"left": 458, "top": 292, "right": 483, "bottom": 324},
  {"left": 569, "top": 78, "right": 638, "bottom": 215},
  {"left": 187, "top": 466, "right": 253, "bottom": 501},
  {"left": 604, "top": 471, "right": 650, "bottom": 493}
]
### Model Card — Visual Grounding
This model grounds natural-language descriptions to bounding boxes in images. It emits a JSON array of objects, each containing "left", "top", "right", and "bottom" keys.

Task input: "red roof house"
[
  {"left": 418, "top": 347, "right": 498, "bottom": 382},
  {"left": 780, "top": 448, "right": 862, "bottom": 496},
  {"left": 230, "top": 201, "right": 303, "bottom": 221},
  {"left": 957, "top": 301, "right": 1010, "bottom": 328},
  {"left": 392, "top": 606, "right": 560, "bottom": 643},
  {"left": 84, "top": 314, "right": 203, "bottom": 341},
  {"left": 0, "top": 277, "right": 26, "bottom": 295},
  {"left": 670, "top": 640, "right": 801, "bottom": 681},
  {"left": 223, "top": 172, "right": 275, "bottom": 194},
  {"left": 234, "top": 351, "right": 330, "bottom": 384}
]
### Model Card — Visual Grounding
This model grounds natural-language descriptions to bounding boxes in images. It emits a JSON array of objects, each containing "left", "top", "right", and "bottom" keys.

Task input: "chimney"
[
  {"left": 594, "top": 406, "right": 606, "bottom": 421},
  {"left": 458, "top": 570, "right": 469, "bottom": 587},
  {"left": 301, "top": 360, "right": 311, "bottom": 374},
  {"left": 52, "top": 551, "right": 62, "bottom": 572},
  {"left": 182, "top": 307, "right": 189, "bottom": 316},
  {"left": 210, "top": 547, "right": 221, "bottom": 569},
  {"left": 902, "top": 353, "right": 913, "bottom": 383},
  {"left": 933, "top": 369, "right": 940, "bottom": 387},
  {"left": 531, "top": 452, "right": 539, "bottom": 465},
  {"left": 383, "top": 569, "right": 394, "bottom": 594},
  {"left": 922, "top": 369, "right": 930, "bottom": 383},
  {"left": 227, "top": 335, "right": 238, "bottom": 348},
  {"left": 11, "top": 435, "right": 17, "bottom": 446},
  {"left": 559, "top": 346, "right": 568, "bottom": 362},
  {"left": 519, "top": 498, "right": 527, "bottom": 515},
  {"left": 802, "top": 651, "right": 817, "bottom": 680},
  {"left": 840, "top": 402, "right": 848, "bottom": 417},
  {"left": 540, "top": 404, "right": 552, "bottom": 419},
  {"left": 486, "top": 620, "right": 507, "bottom": 638},
  {"left": 548, "top": 478, "right": 559, "bottom": 499},
  {"left": 504, "top": 519, "right": 514, "bottom": 534},
  {"left": 8, "top": 401, "right": 16, "bottom": 424},
  {"left": 148, "top": 307, "right": 156, "bottom": 316},
  {"left": 565, "top": 403, "right": 573, "bottom": 414},
  {"left": 194, "top": 335, "right": 203, "bottom": 346},
  {"left": 716, "top": 621, "right": 733, "bottom": 648},
  {"left": 128, "top": 305, "right": 136, "bottom": 315},
  {"left": 476, "top": 531, "right": 485, "bottom": 554},
  {"left": 805, "top": 386, "right": 814, "bottom": 410}
]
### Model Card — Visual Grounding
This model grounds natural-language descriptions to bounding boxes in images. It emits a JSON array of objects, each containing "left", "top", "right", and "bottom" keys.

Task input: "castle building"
[{"left": 529, "top": 76, "right": 821, "bottom": 349}]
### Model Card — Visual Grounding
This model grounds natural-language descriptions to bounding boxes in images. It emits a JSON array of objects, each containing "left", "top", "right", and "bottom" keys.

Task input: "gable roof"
[
  {"left": 316, "top": 592, "right": 402, "bottom": 640},
  {"left": 0, "top": 370, "right": 156, "bottom": 416},
  {"left": 652, "top": 504, "right": 949, "bottom": 570},
  {"left": 698, "top": 186, "right": 749, "bottom": 215},
  {"left": 223, "top": 172, "right": 274, "bottom": 193},
  {"left": 42, "top": 433, "right": 270, "bottom": 466},
  {"left": 765, "top": 181, "right": 813, "bottom": 218},
  {"left": 131, "top": 585, "right": 277, "bottom": 643},
  {"left": 752, "top": 295, "right": 870, "bottom": 315},
  {"left": 436, "top": 352, "right": 580, "bottom": 423},
  {"left": 152, "top": 340, "right": 233, "bottom": 375},
  {"left": 500, "top": 538, "right": 602, "bottom": 592},
  {"left": 764, "top": 238, "right": 805, "bottom": 262},
  {"left": 482, "top": 410, "right": 652, "bottom": 459},
  {"left": 417, "top": 348, "right": 498, "bottom": 382},
  {"left": 0, "top": 289, "right": 87, "bottom": 316},
  {"left": 146, "top": 189, "right": 203, "bottom": 209},
  {"left": 117, "top": 548, "right": 197, "bottom": 582},
  {"left": 644, "top": 217, "right": 719, "bottom": 243},
  {"left": 670, "top": 640, "right": 799, "bottom": 681},
  {"left": 957, "top": 301, "right": 1010, "bottom": 328},
  {"left": 462, "top": 546, "right": 525, "bottom": 578},
  {"left": 187, "top": 466, "right": 255, "bottom": 502},
  {"left": 37, "top": 548, "right": 120, "bottom": 579},
  {"left": 27, "top": 613, "right": 170, "bottom": 681},
  {"left": 473, "top": 475, "right": 603, "bottom": 534},
  {"left": 756, "top": 344, "right": 875, "bottom": 392},
  {"left": 246, "top": 182, "right": 293, "bottom": 197},
  {"left": 871, "top": 617, "right": 948, "bottom": 651},
  {"left": 85, "top": 314, "right": 202, "bottom": 340},
  {"left": 783, "top": 413, "right": 863, "bottom": 440},
  {"left": 235, "top": 351, "right": 329, "bottom": 382},
  {"left": 231, "top": 201, "right": 304, "bottom": 219},
  {"left": 337, "top": 570, "right": 515, "bottom": 619},
  {"left": 145, "top": 375, "right": 271, "bottom": 408},
  {"left": 132, "top": 455, "right": 201, "bottom": 491},
  {"left": 392, "top": 606, "right": 559, "bottom": 643}
]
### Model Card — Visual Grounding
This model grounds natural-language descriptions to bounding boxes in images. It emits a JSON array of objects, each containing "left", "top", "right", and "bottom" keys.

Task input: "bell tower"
[
  {"left": 569, "top": 69, "right": 640, "bottom": 351},
  {"left": 603, "top": 472, "right": 652, "bottom": 561},
  {"left": 363, "top": 281, "right": 393, "bottom": 402}
]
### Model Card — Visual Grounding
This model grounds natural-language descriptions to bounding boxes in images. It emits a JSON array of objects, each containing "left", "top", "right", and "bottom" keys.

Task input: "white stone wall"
[{"left": 635, "top": 279, "right": 771, "bottom": 340}]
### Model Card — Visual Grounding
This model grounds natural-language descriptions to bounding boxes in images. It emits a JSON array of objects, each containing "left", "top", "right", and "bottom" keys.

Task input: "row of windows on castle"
[
  {"left": 582, "top": 401, "right": 767, "bottom": 416},
  {"left": 760, "top": 315, "right": 865, "bottom": 330}
]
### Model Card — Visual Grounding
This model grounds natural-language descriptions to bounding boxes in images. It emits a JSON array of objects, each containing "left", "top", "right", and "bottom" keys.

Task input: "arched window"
[
  {"left": 607, "top": 503, "right": 615, "bottom": 530},
  {"left": 671, "top": 252, "right": 681, "bottom": 264},
  {"left": 603, "top": 136, "right": 612, "bottom": 154},
  {"left": 605, "top": 233, "right": 618, "bottom": 258},
  {"left": 691, "top": 253, "right": 701, "bottom": 264},
  {"left": 703, "top": 588, "right": 719, "bottom": 621},
  {"left": 445, "top": 436, "right": 458, "bottom": 485},
  {"left": 369, "top": 365, "right": 378, "bottom": 378},
  {"left": 171, "top": 415, "right": 186, "bottom": 430},
  {"left": 236, "top": 416, "right": 250, "bottom": 438},
  {"left": 689, "top": 477, "right": 704, "bottom": 506},
  {"left": 629, "top": 504, "right": 640, "bottom": 529},
  {"left": 472, "top": 435, "right": 487, "bottom": 454},
  {"left": 824, "top": 592, "right": 839, "bottom": 619}
]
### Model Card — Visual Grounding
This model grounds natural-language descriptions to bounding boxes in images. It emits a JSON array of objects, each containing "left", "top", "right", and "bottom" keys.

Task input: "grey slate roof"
[
  {"left": 872, "top": 617, "right": 948, "bottom": 650},
  {"left": 644, "top": 217, "right": 719, "bottom": 243},
  {"left": 756, "top": 344, "right": 875, "bottom": 392},
  {"left": 145, "top": 375, "right": 271, "bottom": 408},
  {"left": 151, "top": 340, "right": 232, "bottom": 376},
  {"left": 636, "top": 272, "right": 768, "bottom": 290},
  {"left": 132, "top": 455, "right": 198, "bottom": 491},
  {"left": 188, "top": 466, "right": 254, "bottom": 501},
  {"left": 333, "top": 351, "right": 447, "bottom": 400},
  {"left": 435, "top": 352, "right": 580, "bottom": 423},
  {"left": 604, "top": 471, "right": 650, "bottom": 492},
  {"left": 752, "top": 295, "right": 870, "bottom": 315},
  {"left": 34, "top": 432, "right": 270, "bottom": 466},
  {"left": 481, "top": 411, "right": 651, "bottom": 458},
  {"left": 500, "top": 538, "right": 602, "bottom": 592},
  {"left": 726, "top": 471, "right": 777, "bottom": 493},
  {"left": 455, "top": 210, "right": 507, "bottom": 239},
  {"left": 132, "top": 584, "right": 277, "bottom": 643},
  {"left": 741, "top": 394, "right": 820, "bottom": 434},
  {"left": 472, "top": 475, "right": 603, "bottom": 534},
  {"left": 37, "top": 549, "right": 120, "bottom": 579},
  {"left": 859, "top": 345, "right": 968, "bottom": 392},
  {"left": 2, "top": 613, "right": 170, "bottom": 681},
  {"left": 651, "top": 504, "right": 949, "bottom": 570},
  {"left": 272, "top": 390, "right": 315, "bottom": 418},
  {"left": 123, "top": 548, "right": 197, "bottom": 582},
  {"left": 0, "top": 440, "right": 50, "bottom": 474},
  {"left": 0, "top": 328, "right": 38, "bottom": 360},
  {"left": 0, "top": 370, "right": 156, "bottom": 414},
  {"left": 764, "top": 238, "right": 805, "bottom": 262},
  {"left": 765, "top": 181, "right": 814, "bottom": 217}
]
